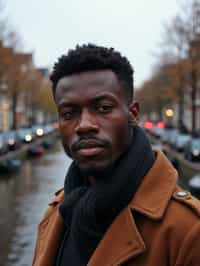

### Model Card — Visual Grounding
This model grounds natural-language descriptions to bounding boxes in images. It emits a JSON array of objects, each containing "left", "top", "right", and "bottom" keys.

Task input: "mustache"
[{"left": 71, "top": 137, "right": 110, "bottom": 152}]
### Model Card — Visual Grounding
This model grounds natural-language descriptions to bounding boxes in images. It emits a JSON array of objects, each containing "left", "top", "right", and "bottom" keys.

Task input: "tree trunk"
[
  {"left": 156, "top": 96, "right": 164, "bottom": 121},
  {"left": 191, "top": 69, "right": 198, "bottom": 135},
  {"left": 177, "top": 86, "right": 184, "bottom": 130},
  {"left": 11, "top": 90, "right": 18, "bottom": 130}
]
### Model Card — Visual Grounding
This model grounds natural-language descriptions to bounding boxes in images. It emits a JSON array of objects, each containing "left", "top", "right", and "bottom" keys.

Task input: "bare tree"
[
  {"left": 161, "top": 13, "right": 190, "bottom": 130},
  {"left": 161, "top": 0, "right": 200, "bottom": 133},
  {"left": 136, "top": 64, "right": 174, "bottom": 122},
  {"left": 180, "top": 0, "right": 200, "bottom": 134}
]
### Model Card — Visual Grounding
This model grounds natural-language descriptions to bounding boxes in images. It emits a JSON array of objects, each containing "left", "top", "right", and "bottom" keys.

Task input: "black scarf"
[{"left": 56, "top": 126, "right": 155, "bottom": 266}]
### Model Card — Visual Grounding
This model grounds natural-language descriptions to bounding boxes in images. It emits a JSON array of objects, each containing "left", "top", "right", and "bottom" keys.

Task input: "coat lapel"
[
  {"left": 32, "top": 189, "right": 65, "bottom": 266},
  {"left": 88, "top": 207, "right": 146, "bottom": 266},
  {"left": 130, "top": 150, "right": 178, "bottom": 219}
]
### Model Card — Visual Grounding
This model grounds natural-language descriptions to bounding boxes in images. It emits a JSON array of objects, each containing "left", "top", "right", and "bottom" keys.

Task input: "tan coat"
[{"left": 32, "top": 151, "right": 200, "bottom": 266}]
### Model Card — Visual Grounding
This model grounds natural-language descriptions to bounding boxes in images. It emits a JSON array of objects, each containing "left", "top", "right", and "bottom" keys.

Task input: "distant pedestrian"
[{"left": 32, "top": 44, "right": 200, "bottom": 266}]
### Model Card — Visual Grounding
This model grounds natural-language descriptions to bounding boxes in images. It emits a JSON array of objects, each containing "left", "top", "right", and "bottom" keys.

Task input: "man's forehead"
[{"left": 56, "top": 70, "right": 119, "bottom": 91}]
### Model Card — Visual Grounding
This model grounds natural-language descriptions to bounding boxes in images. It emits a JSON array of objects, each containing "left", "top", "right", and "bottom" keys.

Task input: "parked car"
[
  {"left": 0, "top": 133, "right": 7, "bottom": 155},
  {"left": 28, "top": 146, "right": 44, "bottom": 156},
  {"left": 174, "top": 133, "right": 191, "bottom": 152},
  {"left": 0, "top": 159, "right": 21, "bottom": 173},
  {"left": 188, "top": 173, "right": 200, "bottom": 195},
  {"left": 53, "top": 122, "right": 59, "bottom": 130},
  {"left": 160, "top": 129, "right": 168, "bottom": 143},
  {"left": 161, "top": 127, "right": 178, "bottom": 144},
  {"left": 149, "top": 121, "right": 165, "bottom": 139},
  {"left": 43, "top": 124, "right": 54, "bottom": 135},
  {"left": 152, "top": 127, "right": 165, "bottom": 139},
  {"left": 184, "top": 137, "right": 200, "bottom": 161},
  {"left": 42, "top": 139, "right": 54, "bottom": 149},
  {"left": 31, "top": 125, "right": 45, "bottom": 138},
  {"left": 17, "top": 128, "right": 33, "bottom": 144},
  {"left": 142, "top": 120, "right": 155, "bottom": 135},
  {"left": 2, "top": 130, "right": 20, "bottom": 151},
  {"left": 168, "top": 129, "right": 179, "bottom": 147}
]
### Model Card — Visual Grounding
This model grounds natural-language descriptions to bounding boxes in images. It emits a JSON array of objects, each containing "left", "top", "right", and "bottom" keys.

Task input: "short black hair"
[{"left": 50, "top": 44, "right": 134, "bottom": 100}]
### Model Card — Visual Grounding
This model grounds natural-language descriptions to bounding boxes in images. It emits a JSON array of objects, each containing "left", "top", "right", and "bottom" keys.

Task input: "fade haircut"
[{"left": 50, "top": 44, "right": 134, "bottom": 101}]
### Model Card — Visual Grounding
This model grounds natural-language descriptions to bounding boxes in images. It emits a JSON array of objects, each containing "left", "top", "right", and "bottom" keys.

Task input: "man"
[{"left": 32, "top": 44, "right": 200, "bottom": 266}]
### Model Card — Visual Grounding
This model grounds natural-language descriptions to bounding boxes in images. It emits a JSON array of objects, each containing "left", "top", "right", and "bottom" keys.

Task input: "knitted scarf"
[{"left": 56, "top": 126, "right": 155, "bottom": 266}]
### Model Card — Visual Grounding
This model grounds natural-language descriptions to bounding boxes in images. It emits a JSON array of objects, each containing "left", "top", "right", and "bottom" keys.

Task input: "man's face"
[{"left": 55, "top": 70, "right": 139, "bottom": 176}]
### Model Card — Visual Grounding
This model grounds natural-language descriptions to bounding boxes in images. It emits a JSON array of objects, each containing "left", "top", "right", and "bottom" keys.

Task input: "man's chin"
[{"left": 77, "top": 162, "right": 114, "bottom": 179}]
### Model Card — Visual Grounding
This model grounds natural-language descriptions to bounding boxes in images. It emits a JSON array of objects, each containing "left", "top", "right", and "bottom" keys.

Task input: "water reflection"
[{"left": 0, "top": 144, "right": 71, "bottom": 266}]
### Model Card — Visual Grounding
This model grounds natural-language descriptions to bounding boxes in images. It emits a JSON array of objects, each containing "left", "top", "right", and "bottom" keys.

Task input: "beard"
[{"left": 74, "top": 159, "right": 116, "bottom": 180}]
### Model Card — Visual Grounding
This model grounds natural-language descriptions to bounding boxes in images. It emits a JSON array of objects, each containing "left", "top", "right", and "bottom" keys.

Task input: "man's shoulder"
[
  {"left": 171, "top": 186, "right": 200, "bottom": 217},
  {"left": 55, "top": 187, "right": 64, "bottom": 196},
  {"left": 166, "top": 186, "right": 200, "bottom": 227},
  {"left": 48, "top": 187, "right": 64, "bottom": 206},
  {"left": 38, "top": 188, "right": 64, "bottom": 225}
]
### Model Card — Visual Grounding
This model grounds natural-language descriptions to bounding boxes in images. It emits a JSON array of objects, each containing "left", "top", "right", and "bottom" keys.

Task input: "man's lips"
[
  {"left": 77, "top": 146, "right": 104, "bottom": 157},
  {"left": 72, "top": 139, "right": 107, "bottom": 157}
]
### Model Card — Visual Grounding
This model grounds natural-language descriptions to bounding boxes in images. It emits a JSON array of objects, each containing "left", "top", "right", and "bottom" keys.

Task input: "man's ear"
[{"left": 129, "top": 101, "right": 140, "bottom": 122}]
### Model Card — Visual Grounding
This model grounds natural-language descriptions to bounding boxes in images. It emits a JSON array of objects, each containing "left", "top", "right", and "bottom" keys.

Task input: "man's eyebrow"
[
  {"left": 58, "top": 94, "right": 117, "bottom": 109},
  {"left": 58, "top": 102, "right": 78, "bottom": 109},
  {"left": 91, "top": 94, "right": 117, "bottom": 102}
]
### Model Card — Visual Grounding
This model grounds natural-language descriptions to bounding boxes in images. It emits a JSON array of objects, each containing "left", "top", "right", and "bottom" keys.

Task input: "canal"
[{"left": 0, "top": 142, "right": 71, "bottom": 266}]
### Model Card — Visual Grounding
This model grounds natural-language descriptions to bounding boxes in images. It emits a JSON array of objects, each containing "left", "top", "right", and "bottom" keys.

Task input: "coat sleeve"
[{"left": 175, "top": 221, "right": 200, "bottom": 266}]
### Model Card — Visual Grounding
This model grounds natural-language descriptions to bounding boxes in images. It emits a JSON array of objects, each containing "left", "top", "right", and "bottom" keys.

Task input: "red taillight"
[
  {"left": 143, "top": 121, "right": 154, "bottom": 129},
  {"left": 53, "top": 122, "right": 59, "bottom": 129},
  {"left": 157, "top": 121, "right": 165, "bottom": 129}
]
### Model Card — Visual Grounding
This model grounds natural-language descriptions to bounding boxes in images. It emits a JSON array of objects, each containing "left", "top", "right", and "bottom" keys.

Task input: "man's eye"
[
  {"left": 60, "top": 110, "right": 75, "bottom": 119},
  {"left": 97, "top": 105, "right": 113, "bottom": 113}
]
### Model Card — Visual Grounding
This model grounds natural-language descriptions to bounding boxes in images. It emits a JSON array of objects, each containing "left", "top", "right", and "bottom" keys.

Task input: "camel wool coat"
[{"left": 32, "top": 150, "right": 200, "bottom": 266}]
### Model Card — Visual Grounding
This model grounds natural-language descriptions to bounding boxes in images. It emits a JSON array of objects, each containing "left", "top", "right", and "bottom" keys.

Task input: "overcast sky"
[{"left": 6, "top": 0, "right": 181, "bottom": 87}]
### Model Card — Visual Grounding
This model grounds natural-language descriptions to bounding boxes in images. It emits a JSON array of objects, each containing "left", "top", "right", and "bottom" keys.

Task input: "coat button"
[{"left": 176, "top": 191, "right": 187, "bottom": 197}]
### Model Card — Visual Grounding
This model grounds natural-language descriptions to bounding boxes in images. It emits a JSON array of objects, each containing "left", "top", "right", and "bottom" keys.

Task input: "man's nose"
[{"left": 75, "top": 110, "right": 99, "bottom": 134}]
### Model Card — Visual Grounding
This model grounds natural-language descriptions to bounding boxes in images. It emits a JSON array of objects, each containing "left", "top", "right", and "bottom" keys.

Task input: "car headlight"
[
  {"left": 25, "top": 134, "right": 32, "bottom": 142},
  {"left": 36, "top": 128, "right": 44, "bottom": 136},
  {"left": 192, "top": 149, "right": 200, "bottom": 156},
  {"left": 8, "top": 138, "right": 15, "bottom": 145}
]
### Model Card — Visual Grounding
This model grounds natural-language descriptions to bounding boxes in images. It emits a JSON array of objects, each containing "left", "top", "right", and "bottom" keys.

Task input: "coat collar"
[
  {"left": 88, "top": 150, "right": 178, "bottom": 265},
  {"left": 130, "top": 150, "right": 178, "bottom": 220},
  {"left": 50, "top": 150, "right": 178, "bottom": 266},
  {"left": 88, "top": 206, "right": 146, "bottom": 266}
]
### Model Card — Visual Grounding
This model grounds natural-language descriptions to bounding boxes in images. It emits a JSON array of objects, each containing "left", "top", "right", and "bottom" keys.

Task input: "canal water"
[{"left": 0, "top": 143, "right": 71, "bottom": 266}]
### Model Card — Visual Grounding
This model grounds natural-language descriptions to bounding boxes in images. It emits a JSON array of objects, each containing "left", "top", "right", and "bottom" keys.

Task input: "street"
[{"left": 0, "top": 142, "right": 71, "bottom": 266}]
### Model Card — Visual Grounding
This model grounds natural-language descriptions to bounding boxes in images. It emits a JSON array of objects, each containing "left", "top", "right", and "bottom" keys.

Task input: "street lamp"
[
  {"left": 165, "top": 108, "right": 174, "bottom": 118},
  {"left": 165, "top": 108, "right": 174, "bottom": 128}
]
